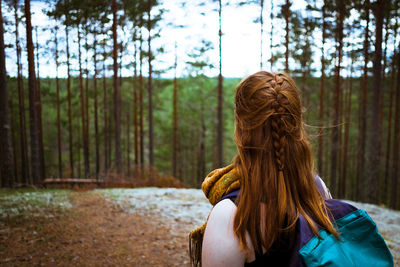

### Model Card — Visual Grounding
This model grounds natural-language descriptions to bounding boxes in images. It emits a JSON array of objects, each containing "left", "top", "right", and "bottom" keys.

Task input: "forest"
[{"left": 0, "top": 0, "right": 400, "bottom": 212}]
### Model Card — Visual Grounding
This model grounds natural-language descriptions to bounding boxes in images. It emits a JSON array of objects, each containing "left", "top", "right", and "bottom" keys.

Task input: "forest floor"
[{"left": 0, "top": 188, "right": 399, "bottom": 266}]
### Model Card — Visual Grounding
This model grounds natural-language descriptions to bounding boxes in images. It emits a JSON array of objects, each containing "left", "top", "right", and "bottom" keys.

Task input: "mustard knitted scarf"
[{"left": 189, "top": 164, "right": 241, "bottom": 266}]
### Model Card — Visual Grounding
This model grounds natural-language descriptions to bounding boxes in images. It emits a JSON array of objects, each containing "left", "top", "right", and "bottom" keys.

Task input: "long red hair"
[{"left": 233, "top": 71, "right": 338, "bottom": 254}]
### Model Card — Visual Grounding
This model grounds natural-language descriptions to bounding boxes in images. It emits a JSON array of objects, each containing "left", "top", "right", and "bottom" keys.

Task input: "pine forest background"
[{"left": 1, "top": 0, "right": 400, "bottom": 210}]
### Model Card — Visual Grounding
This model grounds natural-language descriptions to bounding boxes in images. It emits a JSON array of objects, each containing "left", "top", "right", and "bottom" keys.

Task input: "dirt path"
[{"left": 0, "top": 192, "right": 190, "bottom": 266}]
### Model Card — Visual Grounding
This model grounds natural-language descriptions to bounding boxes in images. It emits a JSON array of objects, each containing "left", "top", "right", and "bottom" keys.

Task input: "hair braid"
[{"left": 270, "top": 74, "right": 288, "bottom": 171}]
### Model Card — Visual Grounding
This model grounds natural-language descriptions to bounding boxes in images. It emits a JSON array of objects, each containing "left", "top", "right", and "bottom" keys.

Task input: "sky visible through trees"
[{"left": 0, "top": 0, "right": 400, "bottom": 211}]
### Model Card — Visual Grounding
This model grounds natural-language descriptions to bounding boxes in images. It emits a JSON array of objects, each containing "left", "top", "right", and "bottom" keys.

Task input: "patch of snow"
[
  {"left": 0, "top": 190, "right": 72, "bottom": 218},
  {"left": 98, "top": 188, "right": 400, "bottom": 264},
  {"left": 97, "top": 188, "right": 212, "bottom": 226}
]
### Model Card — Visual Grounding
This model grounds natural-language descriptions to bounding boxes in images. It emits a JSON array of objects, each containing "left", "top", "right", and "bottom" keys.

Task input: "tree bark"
[
  {"left": 78, "top": 26, "right": 89, "bottom": 178},
  {"left": 173, "top": 42, "right": 178, "bottom": 178},
  {"left": 367, "top": 0, "right": 384, "bottom": 204},
  {"left": 356, "top": 0, "right": 370, "bottom": 201},
  {"left": 330, "top": 1, "right": 344, "bottom": 196},
  {"left": 260, "top": 0, "right": 264, "bottom": 69},
  {"left": 0, "top": 0, "right": 15, "bottom": 187},
  {"left": 55, "top": 26, "right": 62, "bottom": 178},
  {"left": 112, "top": 0, "right": 122, "bottom": 172},
  {"left": 139, "top": 27, "right": 144, "bottom": 170},
  {"left": 93, "top": 37, "right": 99, "bottom": 179},
  {"left": 384, "top": 42, "right": 398, "bottom": 205},
  {"left": 391, "top": 50, "right": 400, "bottom": 209},
  {"left": 318, "top": 2, "right": 326, "bottom": 176},
  {"left": 14, "top": 0, "right": 29, "bottom": 183},
  {"left": 341, "top": 61, "right": 354, "bottom": 199},
  {"left": 284, "top": 0, "right": 290, "bottom": 73},
  {"left": 147, "top": 0, "right": 154, "bottom": 169},
  {"left": 217, "top": 0, "right": 224, "bottom": 167},
  {"left": 102, "top": 26, "right": 109, "bottom": 172},
  {"left": 24, "top": 0, "right": 41, "bottom": 184},
  {"left": 133, "top": 32, "right": 139, "bottom": 167},
  {"left": 65, "top": 23, "right": 74, "bottom": 177},
  {"left": 34, "top": 26, "right": 45, "bottom": 180},
  {"left": 270, "top": 0, "right": 274, "bottom": 69}
]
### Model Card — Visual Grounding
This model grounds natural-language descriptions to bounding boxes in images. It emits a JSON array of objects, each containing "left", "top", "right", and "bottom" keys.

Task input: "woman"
[{"left": 199, "top": 71, "right": 338, "bottom": 266}]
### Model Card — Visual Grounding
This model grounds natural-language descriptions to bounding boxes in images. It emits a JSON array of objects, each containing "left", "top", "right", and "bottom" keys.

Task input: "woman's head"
[
  {"left": 234, "top": 71, "right": 305, "bottom": 170},
  {"left": 232, "top": 71, "right": 338, "bottom": 254}
]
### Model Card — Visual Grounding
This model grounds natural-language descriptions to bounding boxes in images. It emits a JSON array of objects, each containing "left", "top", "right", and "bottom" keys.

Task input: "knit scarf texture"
[{"left": 189, "top": 164, "right": 240, "bottom": 266}]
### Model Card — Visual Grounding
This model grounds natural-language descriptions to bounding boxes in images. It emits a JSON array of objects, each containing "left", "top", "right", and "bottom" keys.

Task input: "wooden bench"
[{"left": 42, "top": 178, "right": 101, "bottom": 189}]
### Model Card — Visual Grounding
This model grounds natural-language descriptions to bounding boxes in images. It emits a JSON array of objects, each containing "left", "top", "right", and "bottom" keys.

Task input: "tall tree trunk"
[
  {"left": 341, "top": 60, "right": 354, "bottom": 199},
  {"left": 133, "top": 33, "right": 139, "bottom": 167},
  {"left": 65, "top": 23, "right": 74, "bottom": 177},
  {"left": 78, "top": 26, "right": 89, "bottom": 178},
  {"left": 34, "top": 26, "right": 45, "bottom": 180},
  {"left": 284, "top": 0, "right": 290, "bottom": 73},
  {"left": 391, "top": 51, "right": 400, "bottom": 209},
  {"left": 9, "top": 92, "right": 18, "bottom": 182},
  {"left": 367, "top": 0, "right": 384, "bottom": 204},
  {"left": 217, "top": 0, "right": 224, "bottom": 167},
  {"left": 270, "top": 0, "right": 274, "bottom": 69},
  {"left": 14, "top": 0, "right": 29, "bottom": 183},
  {"left": 356, "top": 0, "right": 370, "bottom": 201},
  {"left": 197, "top": 113, "right": 206, "bottom": 186},
  {"left": 384, "top": 41, "right": 398, "bottom": 204},
  {"left": 173, "top": 42, "right": 178, "bottom": 178},
  {"left": 318, "top": 2, "right": 326, "bottom": 175},
  {"left": 24, "top": 0, "right": 41, "bottom": 184},
  {"left": 260, "top": 0, "right": 264, "bottom": 69},
  {"left": 102, "top": 28, "right": 109, "bottom": 172},
  {"left": 0, "top": 0, "right": 15, "bottom": 187},
  {"left": 126, "top": 101, "right": 131, "bottom": 176},
  {"left": 84, "top": 25, "right": 90, "bottom": 174},
  {"left": 112, "top": 0, "right": 122, "bottom": 172},
  {"left": 139, "top": 28, "right": 144, "bottom": 170},
  {"left": 330, "top": 1, "right": 344, "bottom": 197},
  {"left": 55, "top": 27, "right": 62, "bottom": 178},
  {"left": 93, "top": 38, "right": 99, "bottom": 179},
  {"left": 147, "top": 0, "right": 154, "bottom": 169}
]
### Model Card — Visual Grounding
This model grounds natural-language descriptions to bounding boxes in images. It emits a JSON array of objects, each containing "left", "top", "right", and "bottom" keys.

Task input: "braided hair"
[{"left": 233, "top": 71, "right": 338, "bottom": 254}]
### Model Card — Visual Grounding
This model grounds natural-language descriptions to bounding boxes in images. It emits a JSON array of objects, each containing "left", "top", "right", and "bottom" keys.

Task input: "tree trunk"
[
  {"left": 112, "top": 0, "right": 122, "bottom": 172},
  {"left": 93, "top": 38, "right": 99, "bottom": 179},
  {"left": 24, "top": 0, "right": 41, "bottom": 184},
  {"left": 384, "top": 45, "right": 398, "bottom": 205},
  {"left": 139, "top": 28, "right": 144, "bottom": 170},
  {"left": 270, "top": 0, "right": 274, "bottom": 69},
  {"left": 133, "top": 33, "right": 139, "bottom": 167},
  {"left": 318, "top": 2, "right": 326, "bottom": 175},
  {"left": 78, "top": 26, "right": 89, "bottom": 178},
  {"left": 367, "top": 0, "right": 384, "bottom": 204},
  {"left": 284, "top": 0, "right": 290, "bottom": 73},
  {"left": 217, "top": 0, "right": 224, "bottom": 167},
  {"left": 102, "top": 27, "right": 109, "bottom": 172},
  {"left": 260, "top": 0, "right": 264, "bottom": 69},
  {"left": 147, "top": 0, "right": 154, "bottom": 169},
  {"left": 173, "top": 42, "right": 178, "bottom": 178},
  {"left": 0, "top": 0, "right": 15, "bottom": 187},
  {"left": 391, "top": 50, "right": 400, "bottom": 209},
  {"left": 356, "top": 0, "right": 370, "bottom": 201},
  {"left": 341, "top": 61, "right": 354, "bottom": 199},
  {"left": 330, "top": 2, "right": 344, "bottom": 197},
  {"left": 34, "top": 26, "right": 45, "bottom": 180},
  {"left": 84, "top": 25, "right": 90, "bottom": 174},
  {"left": 14, "top": 0, "right": 29, "bottom": 183},
  {"left": 55, "top": 26, "right": 62, "bottom": 178},
  {"left": 65, "top": 23, "right": 74, "bottom": 178}
]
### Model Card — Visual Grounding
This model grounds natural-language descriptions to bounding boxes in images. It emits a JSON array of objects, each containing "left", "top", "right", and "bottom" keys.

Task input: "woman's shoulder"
[{"left": 202, "top": 199, "right": 247, "bottom": 267}]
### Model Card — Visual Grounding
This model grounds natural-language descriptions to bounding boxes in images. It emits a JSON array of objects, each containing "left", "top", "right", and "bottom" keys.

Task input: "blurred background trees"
[{"left": 1, "top": 0, "right": 400, "bottom": 209}]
